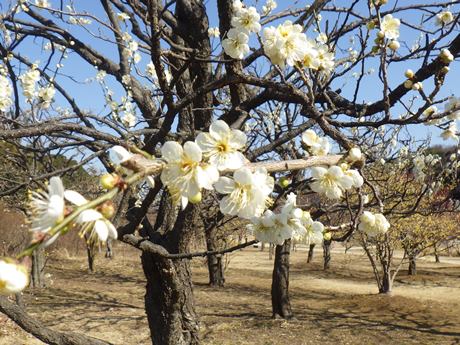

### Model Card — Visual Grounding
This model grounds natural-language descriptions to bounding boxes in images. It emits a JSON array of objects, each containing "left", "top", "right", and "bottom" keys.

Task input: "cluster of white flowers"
[
  {"left": 435, "top": 11, "right": 454, "bottom": 26},
  {"left": 120, "top": 96, "right": 137, "bottom": 128},
  {"left": 310, "top": 163, "right": 363, "bottom": 200},
  {"left": 222, "top": 1, "right": 260, "bottom": 59},
  {"left": 37, "top": 84, "right": 56, "bottom": 109},
  {"left": 19, "top": 65, "right": 41, "bottom": 102},
  {"left": 160, "top": 141, "right": 219, "bottom": 208},
  {"left": 247, "top": 193, "right": 324, "bottom": 245},
  {"left": 28, "top": 176, "right": 117, "bottom": 243},
  {"left": 0, "top": 66, "right": 13, "bottom": 112},
  {"left": 358, "top": 211, "right": 390, "bottom": 237},
  {"left": 69, "top": 16, "right": 92, "bottom": 25},
  {"left": 301, "top": 130, "right": 330, "bottom": 156},
  {"left": 263, "top": 20, "right": 319, "bottom": 69},
  {"left": 412, "top": 154, "right": 440, "bottom": 182},
  {"left": 215, "top": 167, "right": 274, "bottom": 219},
  {"left": 0, "top": 259, "right": 29, "bottom": 295},
  {"left": 121, "top": 32, "right": 141, "bottom": 64},
  {"left": 262, "top": 0, "right": 277, "bottom": 16}
]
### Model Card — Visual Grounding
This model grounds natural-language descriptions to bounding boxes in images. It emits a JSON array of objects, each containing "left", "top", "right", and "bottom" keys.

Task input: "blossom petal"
[
  {"left": 109, "top": 146, "right": 132, "bottom": 164},
  {"left": 64, "top": 190, "right": 88, "bottom": 206},
  {"left": 214, "top": 177, "right": 235, "bottom": 194},
  {"left": 78, "top": 209, "right": 103, "bottom": 223},
  {"left": 94, "top": 220, "right": 109, "bottom": 242},
  {"left": 161, "top": 141, "right": 183, "bottom": 162},
  {"left": 183, "top": 141, "right": 202, "bottom": 162},
  {"left": 48, "top": 176, "right": 64, "bottom": 198},
  {"left": 234, "top": 167, "right": 253, "bottom": 185},
  {"left": 209, "top": 120, "right": 230, "bottom": 141}
]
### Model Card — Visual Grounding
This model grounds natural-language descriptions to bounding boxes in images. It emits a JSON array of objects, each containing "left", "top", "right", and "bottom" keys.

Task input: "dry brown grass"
[{"left": 1, "top": 244, "right": 460, "bottom": 345}]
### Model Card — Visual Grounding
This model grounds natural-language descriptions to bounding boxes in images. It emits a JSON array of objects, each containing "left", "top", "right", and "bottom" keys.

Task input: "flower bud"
[
  {"left": 412, "top": 82, "right": 422, "bottom": 91},
  {"left": 323, "top": 232, "right": 332, "bottom": 241},
  {"left": 441, "top": 66, "right": 450, "bottom": 74},
  {"left": 189, "top": 192, "right": 202, "bottom": 204},
  {"left": 99, "top": 201, "right": 115, "bottom": 219},
  {"left": 348, "top": 147, "right": 363, "bottom": 162},
  {"left": 100, "top": 173, "right": 120, "bottom": 189},
  {"left": 403, "top": 80, "right": 413, "bottom": 89},
  {"left": 404, "top": 69, "right": 414, "bottom": 79},
  {"left": 377, "top": 31, "right": 385, "bottom": 39},
  {"left": 279, "top": 176, "right": 291, "bottom": 188},
  {"left": 388, "top": 40, "right": 400, "bottom": 51}
]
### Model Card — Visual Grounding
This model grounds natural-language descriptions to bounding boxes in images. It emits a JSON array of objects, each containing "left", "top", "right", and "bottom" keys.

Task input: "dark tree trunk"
[
  {"left": 105, "top": 239, "right": 113, "bottom": 259},
  {"left": 271, "top": 240, "right": 293, "bottom": 319},
  {"left": 379, "top": 270, "right": 392, "bottom": 294},
  {"left": 323, "top": 240, "right": 331, "bottom": 270},
  {"left": 141, "top": 205, "right": 200, "bottom": 345},
  {"left": 307, "top": 244, "right": 315, "bottom": 263},
  {"left": 86, "top": 244, "right": 95, "bottom": 273},
  {"left": 31, "top": 247, "right": 45, "bottom": 288},
  {"left": 408, "top": 256, "right": 417, "bottom": 275},
  {"left": 434, "top": 244, "right": 441, "bottom": 263},
  {"left": 205, "top": 226, "right": 225, "bottom": 287},
  {"left": 269, "top": 243, "right": 274, "bottom": 260}
]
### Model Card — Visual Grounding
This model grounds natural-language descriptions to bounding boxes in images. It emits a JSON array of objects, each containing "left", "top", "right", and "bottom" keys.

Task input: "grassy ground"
[{"left": 1, "top": 244, "right": 459, "bottom": 345}]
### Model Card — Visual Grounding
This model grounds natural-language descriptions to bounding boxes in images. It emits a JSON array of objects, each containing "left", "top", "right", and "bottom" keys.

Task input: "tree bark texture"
[
  {"left": 307, "top": 244, "right": 315, "bottom": 263},
  {"left": 323, "top": 240, "right": 331, "bottom": 270},
  {"left": 271, "top": 239, "right": 293, "bottom": 319}
]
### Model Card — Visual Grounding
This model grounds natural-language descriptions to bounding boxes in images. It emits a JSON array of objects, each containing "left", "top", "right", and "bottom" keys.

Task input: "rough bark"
[
  {"left": 105, "top": 239, "right": 113, "bottom": 259},
  {"left": 307, "top": 244, "right": 315, "bottom": 263},
  {"left": 271, "top": 240, "right": 293, "bottom": 319},
  {"left": 322, "top": 240, "right": 331, "bottom": 270},
  {"left": 31, "top": 247, "right": 45, "bottom": 288},
  {"left": 205, "top": 226, "right": 225, "bottom": 287},
  {"left": 408, "top": 256, "right": 417, "bottom": 276},
  {"left": 379, "top": 270, "right": 392, "bottom": 294},
  {"left": 141, "top": 205, "right": 200, "bottom": 345},
  {"left": 0, "top": 296, "right": 113, "bottom": 345}
]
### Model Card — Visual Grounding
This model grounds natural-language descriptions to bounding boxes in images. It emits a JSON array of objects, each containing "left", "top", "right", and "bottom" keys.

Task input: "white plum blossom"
[
  {"left": 262, "top": 0, "right": 277, "bottom": 16},
  {"left": 0, "top": 260, "right": 29, "bottom": 295},
  {"left": 341, "top": 164, "right": 364, "bottom": 188},
  {"left": 441, "top": 122, "right": 458, "bottom": 141},
  {"left": 301, "top": 130, "right": 330, "bottom": 156},
  {"left": 215, "top": 167, "right": 274, "bottom": 219},
  {"left": 146, "top": 61, "right": 157, "bottom": 79},
  {"left": 222, "top": 28, "right": 250, "bottom": 59},
  {"left": 435, "top": 11, "right": 454, "bottom": 26},
  {"left": 445, "top": 96, "right": 460, "bottom": 120},
  {"left": 19, "top": 65, "right": 41, "bottom": 101},
  {"left": 358, "top": 211, "right": 390, "bottom": 237},
  {"left": 37, "top": 84, "right": 56, "bottom": 109},
  {"left": 248, "top": 210, "right": 289, "bottom": 245},
  {"left": 196, "top": 120, "right": 247, "bottom": 171},
  {"left": 35, "top": 0, "right": 50, "bottom": 7},
  {"left": 28, "top": 176, "right": 65, "bottom": 233},
  {"left": 208, "top": 27, "right": 220, "bottom": 38},
  {"left": 315, "top": 44, "right": 335, "bottom": 73},
  {"left": 0, "top": 72, "right": 13, "bottom": 111},
  {"left": 380, "top": 14, "right": 400, "bottom": 40},
  {"left": 263, "top": 21, "right": 309, "bottom": 67},
  {"left": 161, "top": 141, "right": 219, "bottom": 208},
  {"left": 122, "top": 111, "right": 136, "bottom": 128},
  {"left": 302, "top": 211, "right": 324, "bottom": 244},
  {"left": 117, "top": 12, "right": 130, "bottom": 21},
  {"left": 64, "top": 191, "right": 118, "bottom": 242},
  {"left": 231, "top": 6, "right": 261, "bottom": 34},
  {"left": 310, "top": 166, "right": 354, "bottom": 199}
]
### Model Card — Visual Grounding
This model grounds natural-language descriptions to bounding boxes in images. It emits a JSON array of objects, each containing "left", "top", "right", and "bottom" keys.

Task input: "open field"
[{"left": 1, "top": 244, "right": 460, "bottom": 345}]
